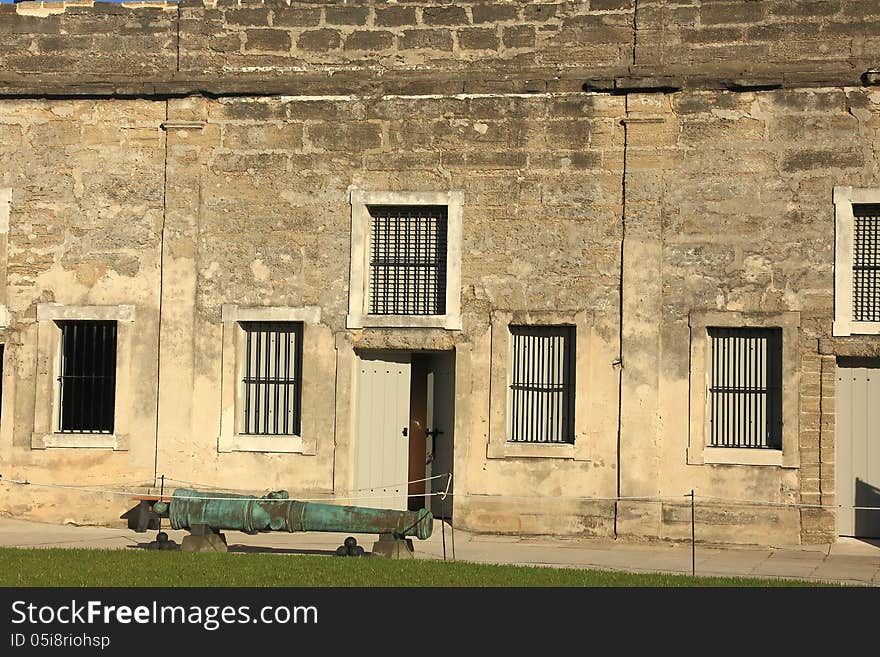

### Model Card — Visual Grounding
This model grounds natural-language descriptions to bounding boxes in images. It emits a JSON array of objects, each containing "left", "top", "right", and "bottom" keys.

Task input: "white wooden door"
[
  {"left": 354, "top": 352, "right": 411, "bottom": 511},
  {"left": 837, "top": 359, "right": 880, "bottom": 537}
]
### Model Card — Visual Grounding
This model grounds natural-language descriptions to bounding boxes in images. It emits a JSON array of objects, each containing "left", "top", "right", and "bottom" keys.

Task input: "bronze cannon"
[{"left": 150, "top": 488, "right": 433, "bottom": 557}]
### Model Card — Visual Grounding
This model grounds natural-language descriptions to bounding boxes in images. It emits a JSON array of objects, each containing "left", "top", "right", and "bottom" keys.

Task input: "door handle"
[
  {"left": 426, "top": 428, "right": 444, "bottom": 439},
  {"left": 402, "top": 427, "right": 408, "bottom": 437}
]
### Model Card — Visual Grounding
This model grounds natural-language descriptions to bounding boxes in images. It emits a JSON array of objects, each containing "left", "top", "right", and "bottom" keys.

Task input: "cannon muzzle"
[{"left": 153, "top": 488, "right": 433, "bottom": 540}]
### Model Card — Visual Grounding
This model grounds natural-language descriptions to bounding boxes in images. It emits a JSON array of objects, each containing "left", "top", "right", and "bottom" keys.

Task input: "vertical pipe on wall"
[
  {"left": 613, "top": 96, "right": 629, "bottom": 539},
  {"left": 152, "top": 99, "right": 169, "bottom": 487}
]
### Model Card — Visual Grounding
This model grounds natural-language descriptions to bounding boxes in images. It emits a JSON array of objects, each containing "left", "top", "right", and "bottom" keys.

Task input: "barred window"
[
  {"left": 241, "top": 322, "right": 302, "bottom": 436},
  {"left": 708, "top": 327, "right": 782, "bottom": 449},
  {"left": 853, "top": 203, "right": 880, "bottom": 323},
  {"left": 368, "top": 205, "right": 447, "bottom": 316},
  {"left": 508, "top": 325, "right": 575, "bottom": 444},
  {"left": 57, "top": 320, "right": 117, "bottom": 434}
]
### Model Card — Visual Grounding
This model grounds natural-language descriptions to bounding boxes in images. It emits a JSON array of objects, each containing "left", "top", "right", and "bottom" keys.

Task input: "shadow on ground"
[{"left": 129, "top": 541, "right": 347, "bottom": 556}]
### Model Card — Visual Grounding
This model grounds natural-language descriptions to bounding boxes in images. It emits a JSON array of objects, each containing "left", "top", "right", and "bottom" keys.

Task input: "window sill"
[
  {"left": 346, "top": 313, "right": 462, "bottom": 331},
  {"left": 31, "top": 433, "right": 128, "bottom": 450},
  {"left": 487, "top": 441, "right": 588, "bottom": 461},
  {"left": 833, "top": 320, "right": 880, "bottom": 337},
  {"left": 700, "top": 447, "right": 784, "bottom": 467},
  {"left": 217, "top": 434, "right": 315, "bottom": 455}
]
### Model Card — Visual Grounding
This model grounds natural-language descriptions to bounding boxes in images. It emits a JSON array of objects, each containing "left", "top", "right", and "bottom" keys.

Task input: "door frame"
[{"left": 350, "top": 348, "right": 456, "bottom": 516}]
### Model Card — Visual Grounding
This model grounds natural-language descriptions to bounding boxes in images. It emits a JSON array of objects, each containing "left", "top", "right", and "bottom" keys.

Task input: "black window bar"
[
  {"left": 241, "top": 321, "right": 303, "bottom": 436},
  {"left": 57, "top": 321, "right": 117, "bottom": 434},
  {"left": 853, "top": 203, "right": 880, "bottom": 323},
  {"left": 508, "top": 325, "right": 576, "bottom": 444},
  {"left": 368, "top": 205, "right": 448, "bottom": 316},
  {"left": 708, "top": 327, "right": 782, "bottom": 449}
]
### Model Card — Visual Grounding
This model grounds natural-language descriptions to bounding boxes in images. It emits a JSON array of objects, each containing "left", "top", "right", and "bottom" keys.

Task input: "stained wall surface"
[{"left": 0, "top": 1, "right": 878, "bottom": 543}]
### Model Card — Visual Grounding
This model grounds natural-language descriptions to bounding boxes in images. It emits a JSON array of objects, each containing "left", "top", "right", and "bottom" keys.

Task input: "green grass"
[{"left": 0, "top": 547, "right": 825, "bottom": 587}]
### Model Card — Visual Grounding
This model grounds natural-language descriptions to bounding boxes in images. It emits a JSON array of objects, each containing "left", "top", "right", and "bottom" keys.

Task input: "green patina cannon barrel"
[{"left": 152, "top": 488, "right": 433, "bottom": 540}]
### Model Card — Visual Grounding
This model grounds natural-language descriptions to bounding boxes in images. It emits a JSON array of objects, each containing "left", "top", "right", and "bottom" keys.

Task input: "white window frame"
[
  {"left": 833, "top": 186, "right": 880, "bottom": 336},
  {"left": 488, "top": 310, "right": 594, "bottom": 460},
  {"left": 346, "top": 189, "right": 463, "bottom": 330},
  {"left": 218, "top": 305, "right": 322, "bottom": 454},
  {"left": 687, "top": 311, "right": 800, "bottom": 468},
  {"left": 31, "top": 304, "right": 135, "bottom": 450}
]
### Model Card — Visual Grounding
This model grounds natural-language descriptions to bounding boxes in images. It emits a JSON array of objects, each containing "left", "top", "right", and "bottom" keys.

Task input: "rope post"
[
  {"left": 441, "top": 515, "right": 447, "bottom": 561},
  {"left": 158, "top": 474, "right": 165, "bottom": 533},
  {"left": 690, "top": 489, "right": 695, "bottom": 577},
  {"left": 450, "top": 517, "right": 455, "bottom": 562},
  {"left": 446, "top": 473, "right": 455, "bottom": 562}
]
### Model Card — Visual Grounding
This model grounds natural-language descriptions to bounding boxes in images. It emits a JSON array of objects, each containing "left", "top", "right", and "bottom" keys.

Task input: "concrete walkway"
[{"left": 1, "top": 516, "right": 879, "bottom": 586}]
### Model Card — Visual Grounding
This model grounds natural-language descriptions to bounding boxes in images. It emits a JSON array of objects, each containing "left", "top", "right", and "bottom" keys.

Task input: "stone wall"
[
  {"left": 0, "top": 98, "right": 164, "bottom": 523},
  {"left": 1, "top": 1, "right": 878, "bottom": 94},
  {"left": 0, "top": 1, "right": 878, "bottom": 544}
]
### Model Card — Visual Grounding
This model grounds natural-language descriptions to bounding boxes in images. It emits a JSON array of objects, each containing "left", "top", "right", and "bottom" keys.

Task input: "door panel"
[
  {"left": 837, "top": 359, "right": 880, "bottom": 537},
  {"left": 355, "top": 352, "right": 411, "bottom": 511},
  {"left": 408, "top": 356, "right": 428, "bottom": 511}
]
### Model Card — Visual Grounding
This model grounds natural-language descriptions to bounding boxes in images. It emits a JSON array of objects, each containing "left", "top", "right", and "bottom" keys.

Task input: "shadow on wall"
[{"left": 855, "top": 478, "right": 880, "bottom": 539}]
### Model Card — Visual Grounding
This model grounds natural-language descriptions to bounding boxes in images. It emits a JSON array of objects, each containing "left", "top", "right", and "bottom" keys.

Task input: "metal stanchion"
[{"left": 690, "top": 489, "right": 696, "bottom": 577}]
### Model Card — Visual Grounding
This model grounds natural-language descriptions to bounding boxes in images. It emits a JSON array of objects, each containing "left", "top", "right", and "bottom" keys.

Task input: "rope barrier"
[
  {"left": 3, "top": 473, "right": 880, "bottom": 511},
  {"left": 161, "top": 473, "right": 451, "bottom": 495},
  {"left": 0, "top": 475, "right": 451, "bottom": 504}
]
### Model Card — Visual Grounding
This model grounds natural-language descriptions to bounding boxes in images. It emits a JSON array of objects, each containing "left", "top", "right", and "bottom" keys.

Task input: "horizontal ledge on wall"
[
  {"left": 0, "top": 62, "right": 876, "bottom": 100},
  {"left": 36, "top": 304, "right": 136, "bottom": 323},
  {"left": 221, "top": 304, "right": 321, "bottom": 324},
  {"left": 703, "top": 448, "right": 787, "bottom": 468},
  {"left": 612, "top": 76, "right": 682, "bottom": 94},
  {"left": 216, "top": 435, "right": 314, "bottom": 456},
  {"left": 487, "top": 442, "right": 590, "bottom": 461},
  {"left": 620, "top": 116, "right": 666, "bottom": 125},
  {"left": 160, "top": 120, "right": 206, "bottom": 131},
  {"left": 722, "top": 78, "right": 783, "bottom": 92},
  {"left": 31, "top": 433, "right": 129, "bottom": 451},
  {"left": 819, "top": 337, "right": 880, "bottom": 358}
]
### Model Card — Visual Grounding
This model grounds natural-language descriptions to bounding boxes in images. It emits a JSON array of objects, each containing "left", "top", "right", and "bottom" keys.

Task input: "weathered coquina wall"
[{"left": 0, "top": 1, "right": 878, "bottom": 544}]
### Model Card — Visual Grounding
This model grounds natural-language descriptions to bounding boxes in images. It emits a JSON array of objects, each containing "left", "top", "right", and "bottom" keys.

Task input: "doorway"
[
  {"left": 354, "top": 350, "right": 455, "bottom": 518},
  {"left": 836, "top": 357, "right": 880, "bottom": 537}
]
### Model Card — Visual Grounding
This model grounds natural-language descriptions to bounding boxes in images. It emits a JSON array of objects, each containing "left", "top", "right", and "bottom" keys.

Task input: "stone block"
[
  {"left": 370, "top": 535, "right": 415, "bottom": 559},
  {"left": 308, "top": 122, "right": 382, "bottom": 151},
  {"left": 472, "top": 4, "right": 518, "bottom": 24},
  {"left": 457, "top": 28, "right": 499, "bottom": 51},
  {"left": 344, "top": 30, "right": 394, "bottom": 52},
  {"left": 524, "top": 3, "right": 560, "bottom": 21},
  {"left": 841, "top": 0, "right": 880, "bottom": 17},
  {"left": 297, "top": 29, "right": 342, "bottom": 52},
  {"left": 272, "top": 7, "right": 321, "bottom": 28},
  {"left": 681, "top": 26, "right": 745, "bottom": 44},
  {"left": 244, "top": 29, "right": 291, "bottom": 52},
  {"left": 0, "top": 15, "right": 62, "bottom": 35},
  {"left": 422, "top": 6, "right": 469, "bottom": 26},
  {"left": 181, "top": 531, "right": 228, "bottom": 553},
  {"left": 325, "top": 6, "right": 369, "bottom": 26},
  {"left": 702, "top": 3, "right": 767, "bottom": 25},
  {"left": 502, "top": 25, "right": 536, "bottom": 48},
  {"left": 375, "top": 7, "right": 417, "bottom": 27},
  {"left": 223, "top": 7, "right": 270, "bottom": 26},
  {"left": 593, "top": 0, "right": 634, "bottom": 9},
  {"left": 400, "top": 29, "right": 453, "bottom": 51},
  {"left": 824, "top": 19, "right": 880, "bottom": 36},
  {"left": 221, "top": 123, "right": 303, "bottom": 150},
  {"left": 780, "top": 148, "right": 865, "bottom": 172},
  {"left": 769, "top": 1, "right": 840, "bottom": 17}
]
